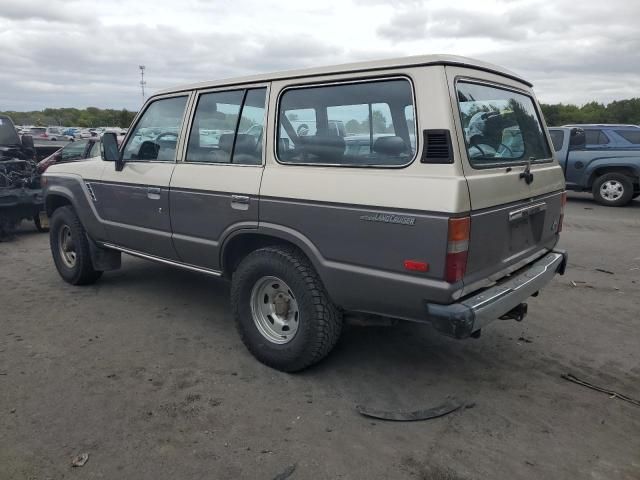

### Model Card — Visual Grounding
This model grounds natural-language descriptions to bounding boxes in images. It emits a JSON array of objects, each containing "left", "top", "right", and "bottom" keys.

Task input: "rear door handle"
[
  {"left": 147, "top": 187, "right": 161, "bottom": 200},
  {"left": 231, "top": 195, "right": 250, "bottom": 210}
]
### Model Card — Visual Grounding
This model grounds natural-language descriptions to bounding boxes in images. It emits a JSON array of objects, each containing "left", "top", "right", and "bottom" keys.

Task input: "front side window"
[
  {"left": 186, "top": 88, "right": 266, "bottom": 165},
  {"left": 584, "top": 129, "right": 609, "bottom": 146},
  {"left": 456, "top": 82, "right": 552, "bottom": 167},
  {"left": 122, "top": 96, "right": 188, "bottom": 162},
  {"left": 277, "top": 79, "right": 416, "bottom": 166}
]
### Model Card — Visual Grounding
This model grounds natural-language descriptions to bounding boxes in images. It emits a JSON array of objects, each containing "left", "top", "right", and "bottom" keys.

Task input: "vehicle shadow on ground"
[{"left": 95, "top": 256, "right": 565, "bottom": 409}]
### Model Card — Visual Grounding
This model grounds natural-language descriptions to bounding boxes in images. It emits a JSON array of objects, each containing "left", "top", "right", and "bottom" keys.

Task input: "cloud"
[{"left": 0, "top": 0, "right": 638, "bottom": 110}]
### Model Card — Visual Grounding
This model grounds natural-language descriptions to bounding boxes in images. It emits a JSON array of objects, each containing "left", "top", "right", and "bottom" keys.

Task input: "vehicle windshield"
[{"left": 456, "top": 82, "right": 552, "bottom": 167}]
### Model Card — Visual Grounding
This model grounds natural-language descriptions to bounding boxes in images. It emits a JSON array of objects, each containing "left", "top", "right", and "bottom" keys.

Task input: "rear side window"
[
  {"left": 615, "top": 130, "right": 640, "bottom": 144},
  {"left": 548, "top": 130, "right": 564, "bottom": 152},
  {"left": 456, "top": 82, "right": 552, "bottom": 167},
  {"left": 277, "top": 79, "right": 416, "bottom": 166},
  {"left": 584, "top": 129, "right": 609, "bottom": 145},
  {"left": 186, "top": 88, "right": 266, "bottom": 165}
]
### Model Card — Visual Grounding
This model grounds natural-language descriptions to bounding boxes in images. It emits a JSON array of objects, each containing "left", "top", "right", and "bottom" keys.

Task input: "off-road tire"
[
  {"left": 231, "top": 246, "right": 343, "bottom": 372},
  {"left": 592, "top": 173, "right": 634, "bottom": 207},
  {"left": 50, "top": 206, "right": 102, "bottom": 285}
]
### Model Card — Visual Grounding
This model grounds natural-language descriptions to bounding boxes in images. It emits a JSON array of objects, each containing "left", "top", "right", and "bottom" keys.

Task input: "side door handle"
[
  {"left": 231, "top": 195, "right": 250, "bottom": 210},
  {"left": 147, "top": 187, "right": 161, "bottom": 200}
]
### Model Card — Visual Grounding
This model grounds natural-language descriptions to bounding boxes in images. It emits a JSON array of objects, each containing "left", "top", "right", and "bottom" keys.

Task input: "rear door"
[
  {"left": 168, "top": 86, "right": 267, "bottom": 270},
  {"left": 446, "top": 67, "right": 565, "bottom": 292}
]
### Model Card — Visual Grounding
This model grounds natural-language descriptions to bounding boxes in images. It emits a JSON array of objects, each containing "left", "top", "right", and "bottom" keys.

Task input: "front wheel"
[
  {"left": 50, "top": 206, "right": 102, "bottom": 285},
  {"left": 592, "top": 173, "right": 634, "bottom": 207},
  {"left": 231, "top": 246, "right": 343, "bottom": 372}
]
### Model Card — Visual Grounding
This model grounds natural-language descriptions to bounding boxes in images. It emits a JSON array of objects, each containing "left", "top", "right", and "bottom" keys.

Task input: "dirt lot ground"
[{"left": 1, "top": 193, "right": 639, "bottom": 480}]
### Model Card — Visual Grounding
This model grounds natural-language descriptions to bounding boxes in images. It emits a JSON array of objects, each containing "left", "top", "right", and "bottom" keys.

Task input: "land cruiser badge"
[{"left": 359, "top": 213, "right": 416, "bottom": 226}]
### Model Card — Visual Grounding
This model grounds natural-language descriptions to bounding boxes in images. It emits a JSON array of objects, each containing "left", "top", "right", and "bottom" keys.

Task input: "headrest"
[
  {"left": 373, "top": 136, "right": 406, "bottom": 156},
  {"left": 234, "top": 134, "right": 257, "bottom": 154},
  {"left": 218, "top": 133, "right": 235, "bottom": 152},
  {"left": 299, "top": 135, "right": 345, "bottom": 161},
  {"left": 218, "top": 133, "right": 258, "bottom": 154}
]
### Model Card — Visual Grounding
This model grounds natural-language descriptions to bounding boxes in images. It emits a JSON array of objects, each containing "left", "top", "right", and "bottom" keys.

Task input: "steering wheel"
[
  {"left": 497, "top": 143, "right": 514, "bottom": 156},
  {"left": 154, "top": 132, "right": 178, "bottom": 146}
]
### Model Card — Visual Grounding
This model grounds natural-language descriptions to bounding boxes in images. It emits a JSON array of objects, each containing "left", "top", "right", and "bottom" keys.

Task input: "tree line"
[
  {"left": 0, "top": 107, "right": 137, "bottom": 128},
  {"left": 540, "top": 98, "right": 640, "bottom": 126},
  {"left": 2, "top": 98, "right": 639, "bottom": 129}
]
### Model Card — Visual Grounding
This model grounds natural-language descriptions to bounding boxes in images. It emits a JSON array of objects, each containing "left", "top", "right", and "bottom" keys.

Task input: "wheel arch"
[
  {"left": 220, "top": 225, "right": 326, "bottom": 280},
  {"left": 45, "top": 191, "right": 73, "bottom": 217},
  {"left": 587, "top": 164, "right": 640, "bottom": 188}
]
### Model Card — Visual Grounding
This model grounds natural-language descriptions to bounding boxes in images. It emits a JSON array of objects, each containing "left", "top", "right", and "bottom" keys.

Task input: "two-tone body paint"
[{"left": 43, "top": 56, "right": 566, "bottom": 326}]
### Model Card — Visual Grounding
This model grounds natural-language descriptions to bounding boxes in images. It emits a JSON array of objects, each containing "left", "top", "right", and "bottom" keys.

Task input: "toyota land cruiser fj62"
[{"left": 43, "top": 55, "right": 567, "bottom": 371}]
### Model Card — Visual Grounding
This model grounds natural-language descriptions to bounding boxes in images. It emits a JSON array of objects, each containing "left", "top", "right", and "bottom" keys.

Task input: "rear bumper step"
[{"left": 424, "top": 249, "right": 567, "bottom": 339}]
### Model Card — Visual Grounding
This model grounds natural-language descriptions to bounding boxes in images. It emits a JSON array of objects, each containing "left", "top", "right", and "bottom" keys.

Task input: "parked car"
[
  {"left": 563, "top": 124, "right": 640, "bottom": 149},
  {"left": 37, "top": 138, "right": 103, "bottom": 173},
  {"left": 548, "top": 126, "right": 640, "bottom": 206},
  {"left": 43, "top": 54, "right": 567, "bottom": 371}
]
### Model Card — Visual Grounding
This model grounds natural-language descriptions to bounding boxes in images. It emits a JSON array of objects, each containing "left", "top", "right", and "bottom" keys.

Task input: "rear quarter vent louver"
[{"left": 421, "top": 129, "right": 453, "bottom": 164}]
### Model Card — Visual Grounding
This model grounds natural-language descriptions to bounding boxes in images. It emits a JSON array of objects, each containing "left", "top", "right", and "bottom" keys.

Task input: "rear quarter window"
[
  {"left": 277, "top": 78, "right": 417, "bottom": 167},
  {"left": 456, "top": 81, "right": 552, "bottom": 167}
]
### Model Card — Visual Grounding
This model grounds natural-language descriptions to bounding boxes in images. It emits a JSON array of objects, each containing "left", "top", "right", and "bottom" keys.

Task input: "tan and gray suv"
[{"left": 42, "top": 55, "right": 567, "bottom": 371}]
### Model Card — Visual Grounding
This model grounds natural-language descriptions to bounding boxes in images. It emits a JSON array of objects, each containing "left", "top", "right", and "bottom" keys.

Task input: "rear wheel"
[
  {"left": 231, "top": 246, "right": 342, "bottom": 372},
  {"left": 50, "top": 206, "right": 102, "bottom": 285},
  {"left": 592, "top": 173, "right": 634, "bottom": 207}
]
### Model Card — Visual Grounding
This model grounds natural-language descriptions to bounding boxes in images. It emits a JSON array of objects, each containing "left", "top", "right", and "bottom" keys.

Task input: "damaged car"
[{"left": 0, "top": 115, "right": 47, "bottom": 238}]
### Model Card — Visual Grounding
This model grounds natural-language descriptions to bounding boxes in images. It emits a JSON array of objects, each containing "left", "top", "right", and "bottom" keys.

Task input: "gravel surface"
[{"left": 1, "top": 193, "right": 639, "bottom": 479}]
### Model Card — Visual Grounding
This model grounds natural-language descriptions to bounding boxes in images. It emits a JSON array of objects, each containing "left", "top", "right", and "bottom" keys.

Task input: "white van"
[{"left": 43, "top": 55, "right": 567, "bottom": 371}]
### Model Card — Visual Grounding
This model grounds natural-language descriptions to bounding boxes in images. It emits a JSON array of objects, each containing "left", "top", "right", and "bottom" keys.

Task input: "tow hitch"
[{"left": 500, "top": 303, "right": 528, "bottom": 322}]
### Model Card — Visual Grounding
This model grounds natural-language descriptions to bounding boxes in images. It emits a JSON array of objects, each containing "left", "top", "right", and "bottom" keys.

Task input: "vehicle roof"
[
  {"left": 562, "top": 124, "right": 640, "bottom": 129},
  {"left": 153, "top": 54, "right": 531, "bottom": 96}
]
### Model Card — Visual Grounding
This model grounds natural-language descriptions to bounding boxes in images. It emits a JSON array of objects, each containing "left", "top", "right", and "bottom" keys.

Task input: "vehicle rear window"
[
  {"left": 615, "top": 129, "right": 640, "bottom": 144},
  {"left": 456, "top": 82, "right": 552, "bottom": 167},
  {"left": 277, "top": 78, "right": 416, "bottom": 167},
  {"left": 548, "top": 130, "right": 564, "bottom": 152}
]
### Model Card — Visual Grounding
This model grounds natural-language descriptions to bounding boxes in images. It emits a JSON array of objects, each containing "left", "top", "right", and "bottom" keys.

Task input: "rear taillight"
[
  {"left": 445, "top": 216, "right": 470, "bottom": 283},
  {"left": 558, "top": 191, "right": 567, "bottom": 233}
]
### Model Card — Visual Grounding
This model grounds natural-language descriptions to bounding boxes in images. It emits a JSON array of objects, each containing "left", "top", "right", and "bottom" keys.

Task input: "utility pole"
[{"left": 139, "top": 65, "right": 146, "bottom": 101}]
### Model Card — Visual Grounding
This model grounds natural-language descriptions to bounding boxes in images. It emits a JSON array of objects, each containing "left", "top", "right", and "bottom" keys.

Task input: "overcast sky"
[{"left": 1, "top": 0, "right": 638, "bottom": 111}]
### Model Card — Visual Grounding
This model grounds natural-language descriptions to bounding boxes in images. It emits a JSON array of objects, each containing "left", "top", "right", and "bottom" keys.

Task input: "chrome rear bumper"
[{"left": 425, "top": 249, "right": 567, "bottom": 338}]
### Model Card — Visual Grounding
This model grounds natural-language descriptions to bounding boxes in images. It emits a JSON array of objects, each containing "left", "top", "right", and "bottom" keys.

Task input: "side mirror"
[
  {"left": 101, "top": 132, "right": 124, "bottom": 170},
  {"left": 569, "top": 128, "right": 586, "bottom": 149}
]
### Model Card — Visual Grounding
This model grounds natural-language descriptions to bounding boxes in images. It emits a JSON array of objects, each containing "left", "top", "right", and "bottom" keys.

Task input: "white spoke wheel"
[
  {"left": 58, "top": 224, "right": 77, "bottom": 268},
  {"left": 250, "top": 276, "right": 300, "bottom": 344},
  {"left": 593, "top": 173, "right": 633, "bottom": 207},
  {"left": 50, "top": 206, "right": 102, "bottom": 285},
  {"left": 231, "top": 246, "right": 343, "bottom": 372},
  {"left": 599, "top": 180, "right": 624, "bottom": 201}
]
